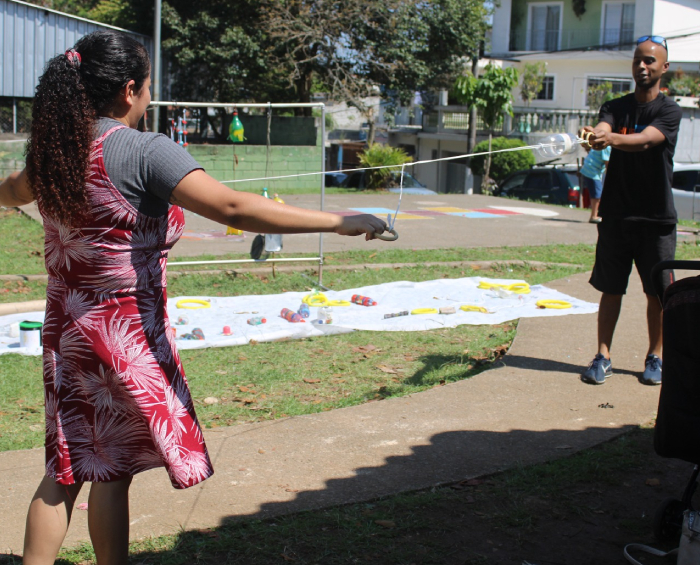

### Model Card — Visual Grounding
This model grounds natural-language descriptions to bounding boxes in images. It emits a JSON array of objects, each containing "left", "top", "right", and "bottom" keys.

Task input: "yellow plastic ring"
[
  {"left": 176, "top": 299, "right": 211, "bottom": 309},
  {"left": 411, "top": 308, "right": 439, "bottom": 315},
  {"left": 507, "top": 283, "right": 531, "bottom": 294},
  {"left": 477, "top": 281, "right": 531, "bottom": 294},
  {"left": 536, "top": 299, "right": 572, "bottom": 309},
  {"left": 460, "top": 305, "right": 489, "bottom": 313},
  {"left": 303, "top": 293, "right": 328, "bottom": 306},
  {"left": 302, "top": 294, "right": 351, "bottom": 307}
]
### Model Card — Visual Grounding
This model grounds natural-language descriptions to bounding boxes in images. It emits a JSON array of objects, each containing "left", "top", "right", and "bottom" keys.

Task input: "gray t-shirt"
[{"left": 97, "top": 117, "right": 203, "bottom": 217}]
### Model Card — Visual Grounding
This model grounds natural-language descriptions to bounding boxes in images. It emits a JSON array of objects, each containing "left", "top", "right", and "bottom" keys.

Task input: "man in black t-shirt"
[{"left": 578, "top": 36, "right": 682, "bottom": 386}]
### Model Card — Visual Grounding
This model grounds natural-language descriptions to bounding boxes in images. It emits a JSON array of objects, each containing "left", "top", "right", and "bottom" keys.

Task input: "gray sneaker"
[
  {"left": 641, "top": 355, "right": 662, "bottom": 385},
  {"left": 581, "top": 353, "right": 612, "bottom": 385}
]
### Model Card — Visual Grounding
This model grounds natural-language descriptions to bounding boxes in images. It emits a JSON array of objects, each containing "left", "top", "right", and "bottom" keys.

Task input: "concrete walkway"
[{"left": 0, "top": 270, "right": 661, "bottom": 553}]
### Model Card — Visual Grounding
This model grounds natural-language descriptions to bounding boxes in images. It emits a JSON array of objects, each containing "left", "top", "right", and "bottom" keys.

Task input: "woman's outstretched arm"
[
  {"left": 0, "top": 169, "right": 34, "bottom": 207},
  {"left": 170, "top": 169, "right": 387, "bottom": 240}
]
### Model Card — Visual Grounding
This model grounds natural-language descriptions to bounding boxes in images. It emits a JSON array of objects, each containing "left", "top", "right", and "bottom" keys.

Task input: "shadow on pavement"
[
  {"left": 114, "top": 426, "right": 642, "bottom": 564},
  {"left": 502, "top": 354, "right": 640, "bottom": 379}
]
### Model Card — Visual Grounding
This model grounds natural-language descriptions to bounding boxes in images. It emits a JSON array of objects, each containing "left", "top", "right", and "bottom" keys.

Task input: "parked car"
[
  {"left": 494, "top": 167, "right": 581, "bottom": 207},
  {"left": 341, "top": 170, "right": 436, "bottom": 194},
  {"left": 672, "top": 163, "right": 700, "bottom": 221}
]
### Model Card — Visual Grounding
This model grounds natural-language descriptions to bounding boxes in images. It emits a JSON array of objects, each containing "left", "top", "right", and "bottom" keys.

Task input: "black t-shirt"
[{"left": 598, "top": 93, "right": 682, "bottom": 223}]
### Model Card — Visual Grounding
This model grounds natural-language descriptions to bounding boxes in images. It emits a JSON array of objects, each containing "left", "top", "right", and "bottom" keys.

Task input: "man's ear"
[{"left": 662, "top": 61, "right": 670, "bottom": 74}]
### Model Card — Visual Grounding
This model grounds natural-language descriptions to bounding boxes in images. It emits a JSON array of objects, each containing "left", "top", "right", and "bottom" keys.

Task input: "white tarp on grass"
[{"left": 0, "top": 277, "right": 597, "bottom": 356}]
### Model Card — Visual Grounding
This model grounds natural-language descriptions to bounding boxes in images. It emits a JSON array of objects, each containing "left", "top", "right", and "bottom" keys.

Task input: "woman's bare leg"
[
  {"left": 23, "top": 475, "right": 84, "bottom": 565},
  {"left": 88, "top": 476, "right": 133, "bottom": 565}
]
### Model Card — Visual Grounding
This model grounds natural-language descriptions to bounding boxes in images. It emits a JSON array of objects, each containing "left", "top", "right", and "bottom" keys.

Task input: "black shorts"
[{"left": 589, "top": 219, "right": 676, "bottom": 295}]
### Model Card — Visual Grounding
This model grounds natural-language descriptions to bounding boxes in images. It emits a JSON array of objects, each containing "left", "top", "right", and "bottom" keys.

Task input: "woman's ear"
[{"left": 121, "top": 79, "right": 137, "bottom": 107}]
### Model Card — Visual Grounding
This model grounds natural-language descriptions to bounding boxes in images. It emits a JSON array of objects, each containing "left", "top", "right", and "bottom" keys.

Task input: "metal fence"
[{"left": 0, "top": 98, "right": 32, "bottom": 134}]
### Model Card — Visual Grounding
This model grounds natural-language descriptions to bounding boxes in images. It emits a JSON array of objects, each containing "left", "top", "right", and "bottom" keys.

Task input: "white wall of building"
[
  {"left": 513, "top": 53, "right": 633, "bottom": 109},
  {"left": 653, "top": 0, "right": 700, "bottom": 63}
]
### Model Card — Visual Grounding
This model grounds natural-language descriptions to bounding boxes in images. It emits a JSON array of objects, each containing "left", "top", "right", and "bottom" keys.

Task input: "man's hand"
[{"left": 588, "top": 128, "right": 615, "bottom": 150}]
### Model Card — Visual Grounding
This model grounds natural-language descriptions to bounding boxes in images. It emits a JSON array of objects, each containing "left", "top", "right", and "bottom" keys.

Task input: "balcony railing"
[
  {"left": 508, "top": 28, "right": 635, "bottom": 52},
  {"left": 421, "top": 106, "right": 598, "bottom": 136}
]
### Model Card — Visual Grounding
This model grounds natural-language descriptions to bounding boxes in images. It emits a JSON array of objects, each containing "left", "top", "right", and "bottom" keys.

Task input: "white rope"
[{"left": 219, "top": 138, "right": 586, "bottom": 185}]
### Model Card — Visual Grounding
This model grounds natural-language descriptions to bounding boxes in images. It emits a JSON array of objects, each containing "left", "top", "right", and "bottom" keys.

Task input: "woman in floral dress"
[{"left": 0, "top": 30, "right": 386, "bottom": 565}]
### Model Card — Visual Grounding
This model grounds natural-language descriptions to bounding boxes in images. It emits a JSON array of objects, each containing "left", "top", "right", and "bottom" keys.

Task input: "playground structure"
[{"left": 148, "top": 101, "right": 329, "bottom": 284}]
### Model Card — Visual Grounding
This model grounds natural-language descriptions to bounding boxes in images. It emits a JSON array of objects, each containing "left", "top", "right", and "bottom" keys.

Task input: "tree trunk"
[
  {"left": 295, "top": 73, "right": 313, "bottom": 117},
  {"left": 481, "top": 133, "right": 493, "bottom": 193},
  {"left": 366, "top": 106, "right": 376, "bottom": 146}
]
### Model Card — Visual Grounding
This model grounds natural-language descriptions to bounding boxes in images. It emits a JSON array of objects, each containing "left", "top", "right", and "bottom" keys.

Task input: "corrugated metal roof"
[{"left": 1, "top": 0, "right": 152, "bottom": 98}]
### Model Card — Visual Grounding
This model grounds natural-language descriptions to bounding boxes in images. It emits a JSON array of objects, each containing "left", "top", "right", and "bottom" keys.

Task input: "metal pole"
[
  {"left": 12, "top": 98, "right": 17, "bottom": 134},
  {"left": 319, "top": 103, "right": 326, "bottom": 286},
  {"left": 153, "top": 0, "right": 162, "bottom": 133}
]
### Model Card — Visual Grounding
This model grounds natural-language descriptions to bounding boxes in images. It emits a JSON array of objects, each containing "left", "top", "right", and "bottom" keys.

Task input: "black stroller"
[{"left": 650, "top": 260, "right": 700, "bottom": 542}]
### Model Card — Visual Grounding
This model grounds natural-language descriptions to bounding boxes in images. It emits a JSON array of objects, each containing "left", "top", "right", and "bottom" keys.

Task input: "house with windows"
[
  {"left": 388, "top": 0, "right": 700, "bottom": 193},
  {"left": 490, "top": 0, "right": 700, "bottom": 109}
]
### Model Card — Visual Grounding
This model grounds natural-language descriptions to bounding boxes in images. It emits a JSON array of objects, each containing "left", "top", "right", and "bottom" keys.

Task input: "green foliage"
[
  {"left": 586, "top": 82, "right": 627, "bottom": 109},
  {"left": 452, "top": 65, "right": 519, "bottom": 131},
  {"left": 358, "top": 144, "right": 413, "bottom": 190},
  {"left": 469, "top": 137, "right": 535, "bottom": 181},
  {"left": 667, "top": 68, "right": 700, "bottom": 97},
  {"left": 520, "top": 62, "right": 547, "bottom": 105}
]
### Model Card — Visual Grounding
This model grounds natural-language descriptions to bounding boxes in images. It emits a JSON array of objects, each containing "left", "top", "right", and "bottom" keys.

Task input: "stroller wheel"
[{"left": 653, "top": 497, "right": 685, "bottom": 542}]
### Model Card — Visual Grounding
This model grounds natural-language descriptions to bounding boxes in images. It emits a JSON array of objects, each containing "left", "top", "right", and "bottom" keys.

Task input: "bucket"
[{"left": 19, "top": 321, "right": 43, "bottom": 348}]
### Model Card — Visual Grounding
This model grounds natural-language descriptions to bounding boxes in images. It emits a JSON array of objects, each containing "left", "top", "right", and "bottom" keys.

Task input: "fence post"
[{"left": 12, "top": 98, "right": 17, "bottom": 134}]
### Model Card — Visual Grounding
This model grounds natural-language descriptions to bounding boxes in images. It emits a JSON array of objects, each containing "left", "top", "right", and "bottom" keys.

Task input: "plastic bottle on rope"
[
  {"left": 273, "top": 193, "right": 285, "bottom": 204},
  {"left": 262, "top": 187, "right": 269, "bottom": 199},
  {"left": 229, "top": 110, "right": 245, "bottom": 143},
  {"left": 533, "top": 133, "right": 579, "bottom": 160},
  {"left": 281, "top": 308, "right": 305, "bottom": 323},
  {"left": 351, "top": 294, "right": 377, "bottom": 306}
]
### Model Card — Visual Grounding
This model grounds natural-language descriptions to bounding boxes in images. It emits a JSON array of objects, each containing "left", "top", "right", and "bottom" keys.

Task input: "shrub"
[
  {"left": 358, "top": 144, "right": 413, "bottom": 189},
  {"left": 470, "top": 137, "right": 535, "bottom": 181}
]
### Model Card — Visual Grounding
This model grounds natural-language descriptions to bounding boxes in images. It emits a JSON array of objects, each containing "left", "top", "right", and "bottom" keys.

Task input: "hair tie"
[{"left": 65, "top": 49, "right": 81, "bottom": 69}]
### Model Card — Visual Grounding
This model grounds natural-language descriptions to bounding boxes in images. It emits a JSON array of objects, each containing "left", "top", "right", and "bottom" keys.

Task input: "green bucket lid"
[{"left": 19, "top": 321, "right": 42, "bottom": 331}]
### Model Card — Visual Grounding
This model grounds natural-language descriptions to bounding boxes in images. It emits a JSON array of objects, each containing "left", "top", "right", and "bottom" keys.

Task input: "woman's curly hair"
[{"left": 26, "top": 31, "right": 150, "bottom": 227}]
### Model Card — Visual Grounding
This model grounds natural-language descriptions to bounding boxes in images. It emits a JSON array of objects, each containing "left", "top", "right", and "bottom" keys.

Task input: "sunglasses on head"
[{"left": 637, "top": 35, "right": 668, "bottom": 51}]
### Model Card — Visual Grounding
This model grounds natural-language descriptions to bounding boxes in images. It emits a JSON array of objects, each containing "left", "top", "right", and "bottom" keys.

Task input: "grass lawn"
[{"left": 1, "top": 208, "right": 700, "bottom": 564}]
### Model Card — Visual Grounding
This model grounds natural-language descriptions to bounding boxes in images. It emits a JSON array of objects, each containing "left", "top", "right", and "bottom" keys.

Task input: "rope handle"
[
  {"left": 623, "top": 543, "right": 678, "bottom": 565},
  {"left": 374, "top": 228, "right": 399, "bottom": 241}
]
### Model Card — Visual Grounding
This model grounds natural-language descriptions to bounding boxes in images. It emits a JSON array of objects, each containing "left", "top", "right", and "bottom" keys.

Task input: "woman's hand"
[{"left": 334, "top": 214, "right": 388, "bottom": 240}]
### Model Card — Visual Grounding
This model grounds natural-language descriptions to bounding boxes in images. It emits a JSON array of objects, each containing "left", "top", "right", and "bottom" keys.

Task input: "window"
[
  {"left": 673, "top": 170, "right": 700, "bottom": 192},
  {"left": 524, "top": 171, "right": 553, "bottom": 191},
  {"left": 529, "top": 4, "right": 561, "bottom": 51},
  {"left": 602, "top": 3, "right": 635, "bottom": 48},
  {"left": 537, "top": 76, "right": 555, "bottom": 100},
  {"left": 587, "top": 77, "right": 633, "bottom": 96},
  {"left": 500, "top": 172, "right": 528, "bottom": 192}
]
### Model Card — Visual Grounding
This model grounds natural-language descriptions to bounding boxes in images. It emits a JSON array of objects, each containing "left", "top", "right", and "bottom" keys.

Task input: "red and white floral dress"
[{"left": 40, "top": 125, "right": 213, "bottom": 488}]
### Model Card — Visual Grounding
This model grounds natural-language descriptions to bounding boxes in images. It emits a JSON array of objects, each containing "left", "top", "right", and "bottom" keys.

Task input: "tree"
[
  {"left": 519, "top": 62, "right": 547, "bottom": 106},
  {"left": 261, "top": 0, "right": 489, "bottom": 142},
  {"left": 452, "top": 64, "right": 519, "bottom": 192},
  {"left": 469, "top": 137, "right": 535, "bottom": 182},
  {"left": 586, "top": 81, "right": 612, "bottom": 109}
]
